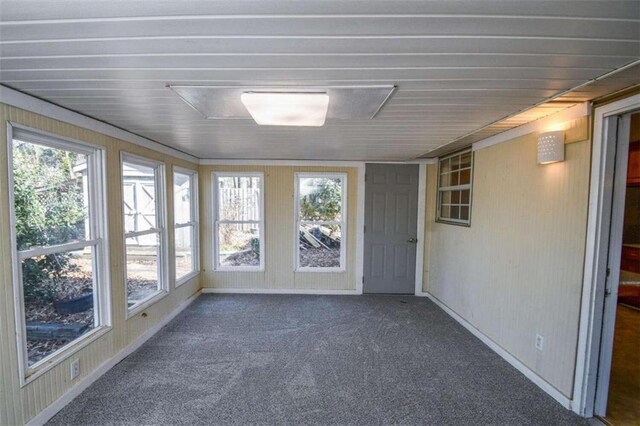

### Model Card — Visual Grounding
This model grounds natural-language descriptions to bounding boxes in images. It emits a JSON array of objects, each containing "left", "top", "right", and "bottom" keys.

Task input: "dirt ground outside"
[
  {"left": 299, "top": 247, "right": 340, "bottom": 268},
  {"left": 25, "top": 253, "right": 161, "bottom": 365}
]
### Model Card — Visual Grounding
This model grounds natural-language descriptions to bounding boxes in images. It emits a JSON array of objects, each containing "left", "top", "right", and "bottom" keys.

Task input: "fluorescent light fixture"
[
  {"left": 241, "top": 92, "right": 329, "bottom": 126},
  {"left": 537, "top": 130, "right": 565, "bottom": 164}
]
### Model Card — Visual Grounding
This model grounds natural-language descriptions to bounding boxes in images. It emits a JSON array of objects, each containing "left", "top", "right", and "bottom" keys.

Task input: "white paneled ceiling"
[{"left": 0, "top": 1, "right": 639, "bottom": 161}]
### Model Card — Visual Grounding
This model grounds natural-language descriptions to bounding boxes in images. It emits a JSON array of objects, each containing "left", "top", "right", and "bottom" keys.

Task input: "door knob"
[{"left": 407, "top": 238, "right": 417, "bottom": 243}]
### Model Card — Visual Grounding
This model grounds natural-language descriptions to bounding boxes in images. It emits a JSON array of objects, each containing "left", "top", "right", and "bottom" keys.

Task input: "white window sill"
[
  {"left": 214, "top": 266, "right": 265, "bottom": 272},
  {"left": 435, "top": 219, "right": 471, "bottom": 227},
  {"left": 176, "top": 271, "right": 200, "bottom": 288},
  {"left": 126, "top": 290, "right": 169, "bottom": 319},
  {"left": 22, "top": 325, "right": 112, "bottom": 387},
  {"left": 295, "top": 267, "right": 346, "bottom": 273}
]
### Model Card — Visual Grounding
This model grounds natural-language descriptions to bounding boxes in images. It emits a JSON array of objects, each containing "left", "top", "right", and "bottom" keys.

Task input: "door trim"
[
  {"left": 573, "top": 93, "right": 640, "bottom": 416},
  {"left": 356, "top": 163, "right": 366, "bottom": 294},
  {"left": 415, "top": 164, "right": 428, "bottom": 296},
  {"left": 362, "top": 163, "right": 421, "bottom": 294},
  {"left": 594, "top": 114, "right": 630, "bottom": 416}
]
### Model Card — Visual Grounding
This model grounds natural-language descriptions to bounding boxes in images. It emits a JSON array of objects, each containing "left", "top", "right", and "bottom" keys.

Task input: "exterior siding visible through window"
[
  {"left": 121, "top": 153, "right": 169, "bottom": 316},
  {"left": 437, "top": 149, "right": 473, "bottom": 226}
]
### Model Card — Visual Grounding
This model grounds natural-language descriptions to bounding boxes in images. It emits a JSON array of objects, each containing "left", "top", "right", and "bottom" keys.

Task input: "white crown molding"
[
  {"left": 417, "top": 158, "right": 438, "bottom": 164},
  {"left": 0, "top": 85, "right": 199, "bottom": 163},
  {"left": 472, "top": 102, "right": 591, "bottom": 153},
  {"left": 366, "top": 159, "right": 437, "bottom": 165},
  {"left": 198, "top": 158, "right": 436, "bottom": 166},
  {"left": 199, "top": 158, "right": 366, "bottom": 167}
]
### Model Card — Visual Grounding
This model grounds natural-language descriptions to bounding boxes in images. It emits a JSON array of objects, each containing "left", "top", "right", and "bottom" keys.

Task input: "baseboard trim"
[
  {"left": 26, "top": 290, "right": 202, "bottom": 426},
  {"left": 424, "top": 292, "right": 572, "bottom": 410},
  {"left": 202, "top": 287, "right": 361, "bottom": 295}
]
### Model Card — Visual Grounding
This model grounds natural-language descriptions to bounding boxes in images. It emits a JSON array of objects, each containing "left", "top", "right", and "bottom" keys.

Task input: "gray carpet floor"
[{"left": 49, "top": 294, "right": 590, "bottom": 425}]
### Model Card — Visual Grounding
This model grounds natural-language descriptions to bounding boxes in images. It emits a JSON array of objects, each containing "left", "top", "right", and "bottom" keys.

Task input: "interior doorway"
[
  {"left": 593, "top": 110, "right": 640, "bottom": 425},
  {"left": 600, "top": 111, "right": 640, "bottom": 425},
  {"left": 363, "top": 163, "right": 419, "bottom": 294}
]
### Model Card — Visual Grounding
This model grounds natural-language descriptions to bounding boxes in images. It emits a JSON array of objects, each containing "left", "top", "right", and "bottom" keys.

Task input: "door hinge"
[
  {"left": 365, "top": 173, "right": 368, "bottom": 182},
  {"left": 364, "top": 225, "right": 366, "bottom": 233},
  {"left": 604, "top": 268, "right": 612, "bottom": 297}
]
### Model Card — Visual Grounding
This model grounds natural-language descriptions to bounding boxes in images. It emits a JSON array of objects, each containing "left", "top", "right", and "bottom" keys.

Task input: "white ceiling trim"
[
  {"left": 472, "top": 102, "right": 590, "bottom": 152},
  {"left": 0, "top": 85, "right": 199, "bottom": 162},
  {"left": 3, "top": 35, "right": 637, "bottom": 44},
  {"left": 368, "top": 159, "right": 437, "bottom": 165},
  {"left": 3, "top": 53, "right": 635, "bottom": 60},
  {"left": 198, "top": 158, "right": 436, "bottom": 166},
  {"left": 2, "top": 14, "right": 637, "bottom": 24},
  {"left": 199, "top": 159, "right": 364, "bottom": 167}
]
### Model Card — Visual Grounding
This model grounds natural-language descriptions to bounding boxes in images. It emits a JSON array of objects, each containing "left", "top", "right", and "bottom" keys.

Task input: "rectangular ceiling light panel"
[
  {"left": 169, "top": 85, "right": 395, "bottom": 122},
  {"left": 240, "top": 92, "right": 329, "bottom": 126}
]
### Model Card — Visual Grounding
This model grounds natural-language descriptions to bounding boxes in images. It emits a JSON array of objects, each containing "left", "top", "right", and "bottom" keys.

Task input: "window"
[
  {"left": 8, "top": 125, "right": 109, "bottom": 379},
  {"left": 213, "top": 173, "right": 264, "bottom": 270},
  {"left": 295, "top": 173, "right": 347, "bottom": 271},
  {"left": 437, "top": 149, "right": 473, "bottom": 226},
  {"left": 173, "top": 167, "right": 199, "bottom": 285},
  {"left": 121, "top": 153, "right": 168, "bottom": 315}
]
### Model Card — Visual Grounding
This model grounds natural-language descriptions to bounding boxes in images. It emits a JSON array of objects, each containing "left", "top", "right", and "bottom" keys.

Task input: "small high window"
[
  {"left": 9, "top": 125, "right": 109, "bottom": 379},
  {"left": 173, "top": 168, "right": 199, "bottom": 285},
  {"left": 437, "top": 149, "right": 473, "bottom": 226},
  {"left": 295, "top": 173, "right": 347, "bottom": 271},
  {"left": 121, "top": 153, "right": 169, "bottom": 315},
  {"left": 213, "top": 173, "right": 264, "bottom": 270}
]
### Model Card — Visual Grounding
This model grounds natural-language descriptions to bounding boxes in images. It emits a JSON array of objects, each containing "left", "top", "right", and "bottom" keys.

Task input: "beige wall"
[
  {"left": 0, "top": 103, "right": 201, "bottom": 425},
  {"left": 423, "top": 124, "right": 591, "bottom": 397},
  {"left": 199, "top": 165, "right": 360, "bottom": 291}
]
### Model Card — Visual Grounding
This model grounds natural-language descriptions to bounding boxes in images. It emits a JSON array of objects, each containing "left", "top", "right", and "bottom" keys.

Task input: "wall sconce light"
[{"left": 537, "top": 130, "right": 565, "bottom": 164}]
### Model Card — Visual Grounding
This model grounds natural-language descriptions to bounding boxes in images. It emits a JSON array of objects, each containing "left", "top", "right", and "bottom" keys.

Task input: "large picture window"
[
  {"left": 173, "top": 167, "right": 199, "bottom": 285},
  {"left": 8, "top": 125, "right": 109, "bottom": 379},
  {"left": 121, "top": 153, "right": 168, "bottom": 315},
  {"left": 295, "top": 173, "right": 347, "bottom": 271},
  {"left": 437, "top": 149, "right": 473, "bottom": 226},
  {"left": 213, "top": 173, "right": 264, "bottom": 270}
]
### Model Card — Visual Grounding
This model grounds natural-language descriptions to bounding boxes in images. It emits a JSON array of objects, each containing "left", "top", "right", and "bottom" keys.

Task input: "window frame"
[
  {"left": 173, "top": 166, "right": 200, "bottom": 287},
  {"left": 212, "top": 172, "right": 265, "bottom": 272},
  {"left": 294, "top": 172, "right": 348, "bottom": 273},
  {"left": 121, "top": 152, "right": 169, "bottom": 318},
  {"left": 436, "top": 148, "right": 474, "bottom": 227},
  {"left": 7, "top": 123, "right": 111, "bottom": 386}
]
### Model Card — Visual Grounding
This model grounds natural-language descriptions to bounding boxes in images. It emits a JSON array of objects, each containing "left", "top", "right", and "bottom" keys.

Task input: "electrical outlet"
[
  {"left": 535, "top": 334, "right": 544, "bottom": 352},
  {"left": 70, "top": 359, "right": 80, "bottom": 380}
]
